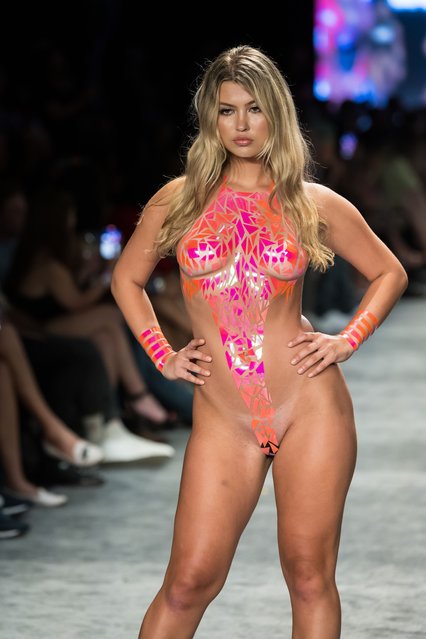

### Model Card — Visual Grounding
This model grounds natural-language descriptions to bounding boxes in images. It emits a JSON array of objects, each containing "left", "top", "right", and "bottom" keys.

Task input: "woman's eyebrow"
[{"left": 219, "top": 100, "right": 256, "bottom": 107}]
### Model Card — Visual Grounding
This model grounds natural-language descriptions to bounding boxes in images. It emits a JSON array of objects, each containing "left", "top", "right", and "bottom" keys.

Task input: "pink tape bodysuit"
[{"left": 176, "top": 177, "right": 309, "bottom": 457}]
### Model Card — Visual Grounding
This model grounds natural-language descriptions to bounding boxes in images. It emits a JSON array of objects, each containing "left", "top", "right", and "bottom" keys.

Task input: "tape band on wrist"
[
  {"left": 339, "top": 310, "right": 378, "bottom": 350},
  {"left": 138, "top": 325, "right": 176, "bottom": 372}
]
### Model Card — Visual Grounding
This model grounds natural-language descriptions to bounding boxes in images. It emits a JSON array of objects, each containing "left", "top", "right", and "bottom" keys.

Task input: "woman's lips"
[{"left": 233, "top": 139, "right": 252, "bottom": 146}]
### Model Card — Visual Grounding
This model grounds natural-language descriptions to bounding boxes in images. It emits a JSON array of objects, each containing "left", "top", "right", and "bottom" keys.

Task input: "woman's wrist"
[
  {"left": 339, "top": 309, "right": 379, "bottom": 350},
  {"left": 138, "top": 325, "right": 176, "bottom": 372}
]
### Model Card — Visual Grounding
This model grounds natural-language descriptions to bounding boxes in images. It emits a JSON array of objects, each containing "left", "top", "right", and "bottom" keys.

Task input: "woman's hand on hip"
[
  {"left": 288, "top": 332, "right": 353, "bottom": 378},
  {"left": 162, "top": 338, "right": 212, "bottom": 385}
]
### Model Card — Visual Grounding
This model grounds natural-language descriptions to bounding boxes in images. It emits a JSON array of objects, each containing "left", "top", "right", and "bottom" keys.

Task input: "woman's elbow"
[
  {"left": 110, "top": 271, "right": 119, "bottom": 300},
  {"left": 395, "top": 264, "right": 409, "bottom": 294},
  {"left": 110, "top": 266, "right": 134, "bottom": 302},
  {"left": 111, "top": 261, "right": 147, "bottom": 302},
  {"left": 110, "top": 262, "right": 122, "bottom": 300}
]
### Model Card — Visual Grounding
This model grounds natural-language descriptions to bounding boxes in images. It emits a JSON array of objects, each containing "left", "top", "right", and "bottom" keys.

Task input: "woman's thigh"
[
  {"left": 272, "top": 378, "right": 357, "bottom": 574},
  {"left": 165, "top": 417, "right": 272, "bottom": 584}
]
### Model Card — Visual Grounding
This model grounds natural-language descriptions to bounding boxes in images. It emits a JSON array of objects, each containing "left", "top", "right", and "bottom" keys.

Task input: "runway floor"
[{"left": 1, "top": 297, "right": 425, "bottom": 638}]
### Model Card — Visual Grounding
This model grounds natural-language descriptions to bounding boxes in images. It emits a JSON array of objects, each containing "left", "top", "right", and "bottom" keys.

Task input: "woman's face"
[{"left": 217, "top": 81, "right": 269, "bottom": 159}]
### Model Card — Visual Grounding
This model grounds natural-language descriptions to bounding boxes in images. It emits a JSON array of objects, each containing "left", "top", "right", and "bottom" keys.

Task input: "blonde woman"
[{"left": 112, "top": 46, "right": 407, "bottom": 638}]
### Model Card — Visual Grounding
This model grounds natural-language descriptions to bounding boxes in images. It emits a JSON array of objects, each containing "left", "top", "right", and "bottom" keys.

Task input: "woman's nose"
[{"left": 236, "top": 111, "right": 249, "bottom": 131}]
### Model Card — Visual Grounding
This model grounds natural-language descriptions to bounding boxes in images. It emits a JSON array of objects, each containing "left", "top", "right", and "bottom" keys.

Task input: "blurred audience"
[
  {"left": 4, "top": 188, "right": 175, "bottom": 428},
  {"left": 0, "top": 320, "right": 100, "bottom": 508},
  {"left": 338, "top": 130, "right": 426, "bottom": 297}
]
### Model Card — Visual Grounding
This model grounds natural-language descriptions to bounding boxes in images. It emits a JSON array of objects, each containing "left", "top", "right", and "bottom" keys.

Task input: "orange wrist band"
[
  {"left": 138, "top": 325, "right": 176, "bottom": 372},
  {"left": 339, "top": 310, "right": 379, "bottom": 350}
]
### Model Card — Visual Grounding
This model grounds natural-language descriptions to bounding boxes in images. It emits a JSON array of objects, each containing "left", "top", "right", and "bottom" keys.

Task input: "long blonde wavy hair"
[{"left": 151, "top": 45, "right": 334, "bottom": 271}]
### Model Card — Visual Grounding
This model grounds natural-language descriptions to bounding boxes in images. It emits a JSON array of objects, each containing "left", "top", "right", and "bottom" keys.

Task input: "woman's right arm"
[
  {"left": 111, "top": 180, "right": 179, "bottom": 337},
  {"left": 111, "top": 179, "right": 212, "bottom": 384}
]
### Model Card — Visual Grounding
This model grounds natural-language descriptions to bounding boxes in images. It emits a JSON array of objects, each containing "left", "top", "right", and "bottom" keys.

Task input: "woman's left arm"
[{"left": 288, "top": 184, "right": 408, "bottom": 378}]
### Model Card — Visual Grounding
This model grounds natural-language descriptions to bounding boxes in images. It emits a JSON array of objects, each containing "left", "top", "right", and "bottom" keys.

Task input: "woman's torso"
[{"left": 176, "top": 179, "right": 349, "bottom": 455}]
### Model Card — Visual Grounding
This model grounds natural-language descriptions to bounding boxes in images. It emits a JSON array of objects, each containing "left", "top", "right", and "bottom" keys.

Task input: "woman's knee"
[
  {"left": 164, "top": 562, "right": 226, "bottom": 612},
  {"left": 283, "top": 556, "right": 336, "bottom": 605}
]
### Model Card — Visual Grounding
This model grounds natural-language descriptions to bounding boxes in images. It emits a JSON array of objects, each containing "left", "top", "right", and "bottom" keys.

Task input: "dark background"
[{"left": 0, "top": 1, "right": 315, "bottom": 227}]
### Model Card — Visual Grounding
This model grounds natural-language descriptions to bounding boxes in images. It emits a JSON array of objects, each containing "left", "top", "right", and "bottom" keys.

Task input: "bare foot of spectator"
[{"left": 126, "top": 390, "right": 169, "bottom": 424}]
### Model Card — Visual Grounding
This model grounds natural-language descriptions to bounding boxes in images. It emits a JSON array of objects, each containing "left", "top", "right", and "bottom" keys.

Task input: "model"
[{"left": 111, "top": 45, "right": 407, "bottom": 639}]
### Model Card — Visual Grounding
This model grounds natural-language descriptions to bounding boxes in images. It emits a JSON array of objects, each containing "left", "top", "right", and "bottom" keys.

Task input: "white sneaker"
[
  {"left": 32, "top": 488, "right": 69, "bottom": 507},
  {"left": 100, "top": 419, "right": 175, "bottom": 463},
  {"left": 5, "top": 487, "right": 68, "bottom": 508}
]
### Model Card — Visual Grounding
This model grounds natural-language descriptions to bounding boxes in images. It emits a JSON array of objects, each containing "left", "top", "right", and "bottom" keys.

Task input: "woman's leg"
[
  {"left": 47, "top": 303, "right": 168, "bottom": 423},
  {"left": 272, "top": 382, "right": 357, "bottom": 639},
  {"left": 0, "top": 324, "right": 84, "bottom": 455},
  {"left": 139, "top": 420, "right": 272, "bottom": 638},
  {"left": 0, "top": 359, "right": 40, "bottom": 495}
]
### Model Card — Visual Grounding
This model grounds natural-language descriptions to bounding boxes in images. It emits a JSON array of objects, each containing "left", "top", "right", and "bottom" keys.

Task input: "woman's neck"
[{"left": 224, "top": 159, "right": 271, "bottom": 191}]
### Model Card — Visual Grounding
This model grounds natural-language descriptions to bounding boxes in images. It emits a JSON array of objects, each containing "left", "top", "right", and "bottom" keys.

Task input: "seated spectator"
[
  {"left": 4, "top": 187, "right": 174, "bottom": 430},
  {"left": 4, "top": 306, "right": 174, "bottom": 473},
  {"left": 0, "top": 183, "right": 175, "bottom": 457},
  {"left": 340, "top": 132, "right": 426, "bottom": 272},
  {"left": 0, "top": 320, "right": 103, "bottom": 507},
  {"left": 0, "top": 317, "right": 175, "bottom": 506},
  {"left": 16, "top": 322, "right": 176, "bottom": 464}
]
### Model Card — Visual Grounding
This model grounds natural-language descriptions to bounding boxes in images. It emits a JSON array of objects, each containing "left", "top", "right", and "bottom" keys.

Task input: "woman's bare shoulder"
[
  {"left": 302, "top": 181, "right": 343, "bottom": 221},
  {"left": 303, "top": 180, "right": 333, "bottom": 203}
]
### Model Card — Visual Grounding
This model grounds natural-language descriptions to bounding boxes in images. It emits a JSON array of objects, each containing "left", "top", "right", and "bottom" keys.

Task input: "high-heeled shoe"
[{"left": 42, "top": 439, "right": 104, "bottom": 467}]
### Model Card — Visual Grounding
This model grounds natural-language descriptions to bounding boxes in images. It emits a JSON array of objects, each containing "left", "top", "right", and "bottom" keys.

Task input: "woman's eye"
[{"left": 218, "top": 106, "right": 261, "bottom": 115}]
